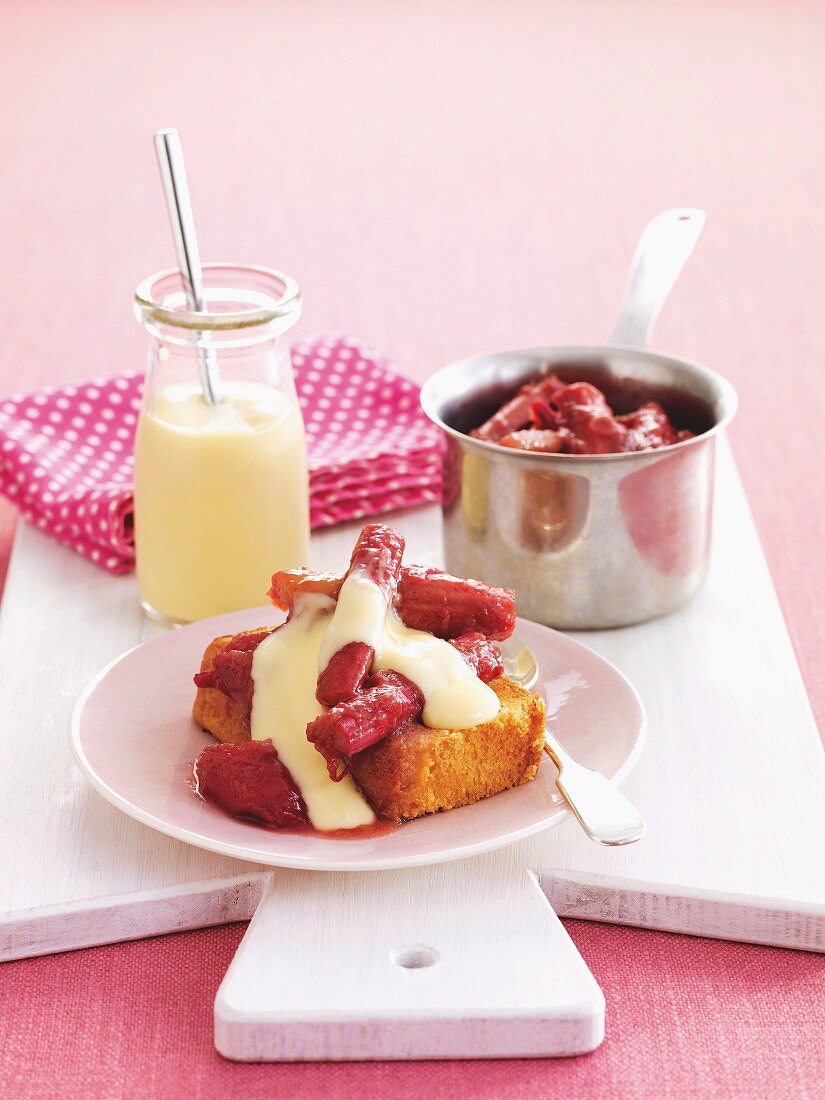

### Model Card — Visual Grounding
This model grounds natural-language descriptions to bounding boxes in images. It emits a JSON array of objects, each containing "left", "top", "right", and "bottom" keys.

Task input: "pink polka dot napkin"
[{"left": 0, "top": 334, "right": 444, "bottom": 574}]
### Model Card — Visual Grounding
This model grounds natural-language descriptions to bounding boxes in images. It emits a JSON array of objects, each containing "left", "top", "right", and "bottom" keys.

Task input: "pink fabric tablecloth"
[
  {"left": 0, "top": 2, "right": 823, "bottom": 1097},
  {"left": 2, "top": 922, "right": 823, "bottom": 1100}
]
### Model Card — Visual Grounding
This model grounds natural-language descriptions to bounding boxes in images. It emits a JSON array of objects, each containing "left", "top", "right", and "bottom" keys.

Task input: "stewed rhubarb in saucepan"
[
  {"left": 470, "top": 373, "right": 694, "bottom": 454},
  {"left": 191, "top": 524, "right": 546, "bottom": 834}
]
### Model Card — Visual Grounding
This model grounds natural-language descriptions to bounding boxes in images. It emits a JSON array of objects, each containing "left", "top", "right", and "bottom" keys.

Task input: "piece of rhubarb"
[
  {"left": 470, "top": 374, "right": 566, "bottom": 442},
  {"left": 194, "top": 740, "right": 308, "bottom": 828},
  {"left": 306, "top": 670, "right": 424, "bottom": 780},
  {"left": 449, "top": 632, "right": 504, "bottom": 681},
  {"left": 397, "top": 566, "right": 516, "bottom": 641},
  {"left": 617, "top": 401, "right": 692, "bottom": 451},
  {"left": 316, "top": 640, "right": 374, "bottom": 707},
  {"left": 270, "top": 566, "right": 516, "bottom": 641},
  {"left": 268, "top": 568, "right": 342, "bottom": 609},
  {"left": 315, "top": 525, "right": 405, "bottom": 706},
  {"left": 551, "top": 381, "right": 632, "bottom": 454},
  {"left": 345, "top": 522, "right": 406, "bottom": 587},
  {"left": 499, "top": 429, "right": 564, "bottom": 453},
  {"left": 529, "top": 399, "right": 561, "bottom": 430},
  {"left": 308, "top": 635, "right": 502, "bottom": 780},
  {"left": 193, "top": 628, "right": 276, "bottom": 717}
]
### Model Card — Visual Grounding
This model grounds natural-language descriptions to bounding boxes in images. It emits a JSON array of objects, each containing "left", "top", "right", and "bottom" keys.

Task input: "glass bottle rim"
[{"left": 134, "top": 262, "right": 301, "bottom": 332}]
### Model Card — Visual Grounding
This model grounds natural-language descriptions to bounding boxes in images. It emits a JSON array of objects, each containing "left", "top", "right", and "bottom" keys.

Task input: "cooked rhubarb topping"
[
  {"left": 193, "top": 627, "right": 276, "bottom": 717},
  {"left": 448, "top": 632, "right": 505, "bottom": 682},
  {"left": 269, "top": 566, "right": 516, "bottom": 642},
  {"left": 315, "top": 640, "right": 374, "bottom": 707},
  {"left": 194, "top": 740, "right": 308, "bottom": 828},
  {"left": 395, "top": 567, "right": 515, "bottom": 641},
  {"left": 306, "top": 670, "right": 424, "bottom": 780},
  {"left": 316, "top": 524, "right": 405, "bottom": 706}
]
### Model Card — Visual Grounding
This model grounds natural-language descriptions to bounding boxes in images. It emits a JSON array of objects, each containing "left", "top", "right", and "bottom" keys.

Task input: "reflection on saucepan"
[
  {"left": 514, "top": 467, "right": 590, "bottom": 555},
  {"left": 619, "top": 445, "right": 709, "bottom": 578}
]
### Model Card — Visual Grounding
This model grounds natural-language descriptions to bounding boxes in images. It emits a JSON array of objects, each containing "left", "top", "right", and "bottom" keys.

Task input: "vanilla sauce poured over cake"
[{"left": 250, "top": 595, "right": 376, "bottom": 830}]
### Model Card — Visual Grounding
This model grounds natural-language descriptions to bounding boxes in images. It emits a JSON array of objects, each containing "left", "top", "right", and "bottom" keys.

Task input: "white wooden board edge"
[
  {"left": 4, "top": 863, "right": 823, "bottom": 965},
  {"left": 541, "top": 871, "right": 825, "bottom": 952},
  {"left": 1, "top": 873, "right": 268, "bottom": 962}
]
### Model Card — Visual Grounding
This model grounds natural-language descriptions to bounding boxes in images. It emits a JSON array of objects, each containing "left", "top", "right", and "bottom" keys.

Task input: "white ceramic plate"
[{"left": 72, "top": 608, "right": 646, "bottom": 871}]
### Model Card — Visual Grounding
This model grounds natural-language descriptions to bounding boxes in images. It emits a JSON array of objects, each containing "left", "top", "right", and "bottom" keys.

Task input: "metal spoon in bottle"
[
  {"left": 153, "top": 128, "right": 221, "bottom": 406},
  {"left": 501, "top": 633, "right": 646, "bottom": 845}
]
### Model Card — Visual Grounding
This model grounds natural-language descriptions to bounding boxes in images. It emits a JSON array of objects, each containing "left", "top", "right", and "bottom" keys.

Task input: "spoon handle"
[
  {"left": 153, "top": 128, "right": 221, "bottom": 406},
  {"left": 544, "top": 734, "right": 646, "bottom": 846},
  {"left": 609, "top": 207, "right": 705, "bottom": 349}
]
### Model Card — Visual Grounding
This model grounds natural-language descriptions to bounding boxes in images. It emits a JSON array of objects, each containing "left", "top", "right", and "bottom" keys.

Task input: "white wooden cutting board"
[{"left": 0, "top": 439, "right": 823, "bottom": 1054}]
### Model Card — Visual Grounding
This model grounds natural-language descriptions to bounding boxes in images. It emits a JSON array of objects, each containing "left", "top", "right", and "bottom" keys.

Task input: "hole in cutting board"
[{"left": 391, "top": 944, "right": 440, "bottom": 969}]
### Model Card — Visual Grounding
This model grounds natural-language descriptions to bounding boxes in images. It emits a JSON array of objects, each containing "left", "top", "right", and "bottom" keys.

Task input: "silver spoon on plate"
[{"left": 500, "top": 634, "right": 646, "bottom": 845}]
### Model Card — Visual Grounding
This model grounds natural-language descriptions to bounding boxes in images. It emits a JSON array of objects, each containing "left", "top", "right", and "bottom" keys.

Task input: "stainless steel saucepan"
[{"left": 420, "top": 209, "right": 738, "bottom": 629}]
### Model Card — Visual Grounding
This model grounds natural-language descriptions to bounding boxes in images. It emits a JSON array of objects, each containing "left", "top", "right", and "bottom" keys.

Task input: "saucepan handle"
[{"left": 609, "top": 208, "right": 705, "bottom": 349}]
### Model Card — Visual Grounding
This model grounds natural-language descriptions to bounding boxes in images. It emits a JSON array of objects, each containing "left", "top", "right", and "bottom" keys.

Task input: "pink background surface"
[{"left": 1, "top": 1, "right": 823, "bottom": 1096}]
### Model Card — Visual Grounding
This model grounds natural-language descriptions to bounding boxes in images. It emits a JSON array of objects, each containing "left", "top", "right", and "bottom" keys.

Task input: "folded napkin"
[{"left": 0, "top": 334, "right": 444, "bottom": 574}]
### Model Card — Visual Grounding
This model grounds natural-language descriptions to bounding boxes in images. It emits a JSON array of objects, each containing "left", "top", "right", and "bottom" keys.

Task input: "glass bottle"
[{"left": 133, "top": 263, "right": 309, "bottom": 624}]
